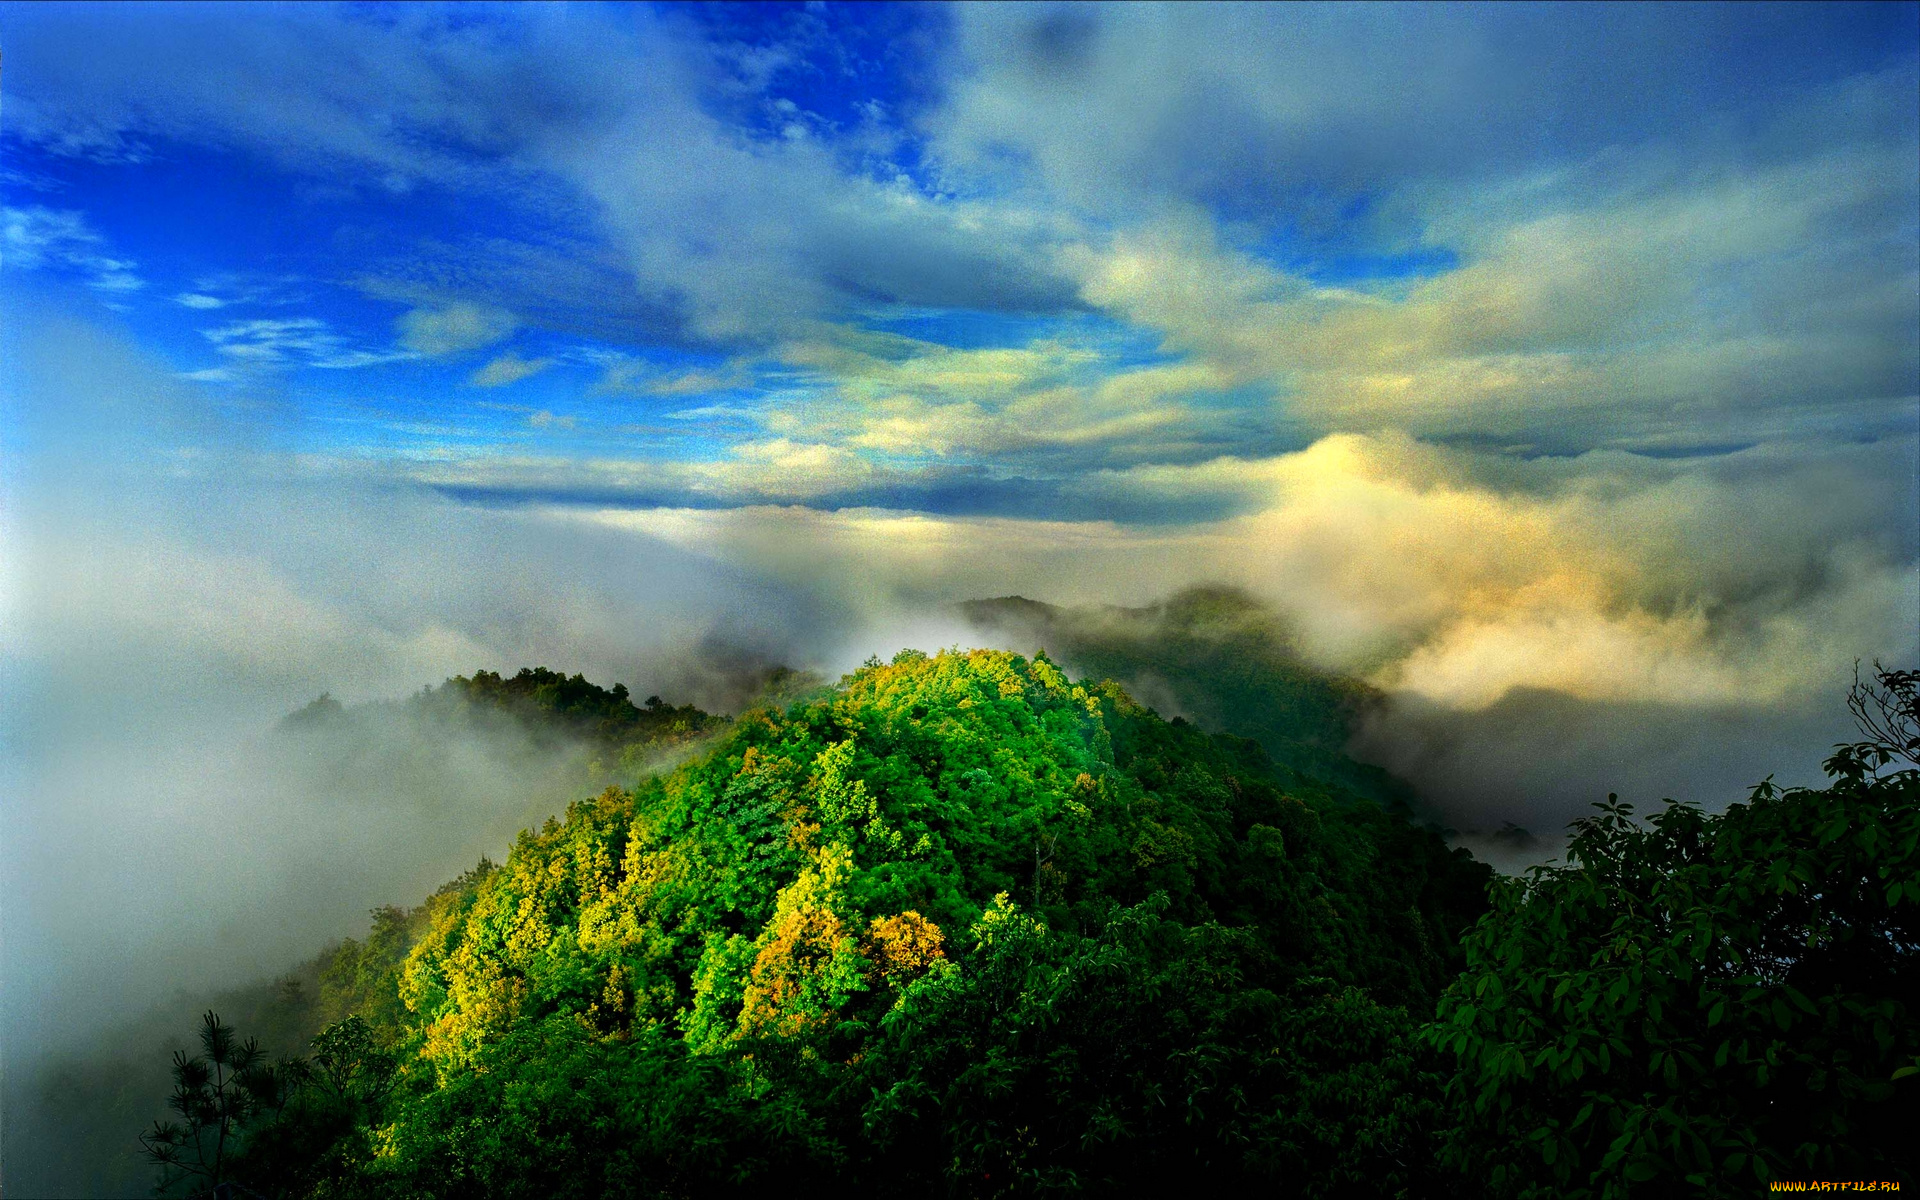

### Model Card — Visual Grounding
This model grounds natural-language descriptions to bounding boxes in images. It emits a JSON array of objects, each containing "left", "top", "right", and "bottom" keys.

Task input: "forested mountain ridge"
[
  {"left": 146, "top": 647, "right": 1494, "bottom": 1196},
  {"left": 960, "top": 587, "right": 1407, "bottom": 807},
  {"left": 282, "top": 665, "right": 731, "bottom": 776},
  {"left": 120, "top": 655, "right": 1920, "bottom": 1197}
]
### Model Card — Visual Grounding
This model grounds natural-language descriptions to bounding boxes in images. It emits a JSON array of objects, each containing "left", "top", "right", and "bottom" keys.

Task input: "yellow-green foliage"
[
  {"left": 398, "top": 650, "right": 1128, "bottom": 1067},
  {"left": 213, "top": 647, "right": 1502, "bottom": 1196}
]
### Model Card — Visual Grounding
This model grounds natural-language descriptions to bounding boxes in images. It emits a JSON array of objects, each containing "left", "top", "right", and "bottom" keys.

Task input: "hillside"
[
  {"left": 18, "top": 670, "right": 734, "bottom": 1199},
  {"left": 158, "top": 648, "right": 1492, "bottom": 1196}
]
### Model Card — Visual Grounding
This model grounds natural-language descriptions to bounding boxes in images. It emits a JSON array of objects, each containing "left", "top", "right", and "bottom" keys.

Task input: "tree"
[
  {"left": 140, "top": 1012, "right": 299, "bottom": 1196},
  {"left": 1428, "top": 665, "right": 1920, "bottom": 1197}
]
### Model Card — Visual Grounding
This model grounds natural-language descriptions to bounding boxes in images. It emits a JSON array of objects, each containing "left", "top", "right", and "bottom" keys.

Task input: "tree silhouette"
[{"left": 140, "top": 1011, "right": 299, "bottom": 1196}]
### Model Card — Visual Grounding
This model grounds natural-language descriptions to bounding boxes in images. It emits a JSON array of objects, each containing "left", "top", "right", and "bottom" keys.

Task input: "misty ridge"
[
  {"left": 15, "top": 586, "right": 1368, "bottom": 1192},
  {"left": 7, "top": 665, "right": 739, "bottom": 1194},
  {"left": 9, "top": 586, "right": 1458, "bottom": 1194}
]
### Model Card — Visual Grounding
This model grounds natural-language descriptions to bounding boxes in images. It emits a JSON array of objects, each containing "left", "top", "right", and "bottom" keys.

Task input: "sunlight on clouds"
[
  {"left": 763, "top": 331, "right": 1224, "bottom": 461},
  {"left": 1076, "top": 131, "right": 1918, "bottom": 450},
  {"left": 565, "top": 431, "right": 1914, "bottom": 715},
  {"left": 568, "top": 503, "right": 1218, "bottom": 612},
  {"left": 407, "top": 439, "right": 883, "bottom": 501},
  {"left": 1154, "top": 434, "right": 1914, "bottom": 709}
]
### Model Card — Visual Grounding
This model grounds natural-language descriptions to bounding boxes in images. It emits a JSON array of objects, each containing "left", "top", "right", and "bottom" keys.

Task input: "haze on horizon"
[{"left": 1, "top": 3, "right": 1916, "bottom": 1184}]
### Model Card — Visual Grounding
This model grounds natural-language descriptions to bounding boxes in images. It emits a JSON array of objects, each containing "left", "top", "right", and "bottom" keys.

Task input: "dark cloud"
[{"left": 936, "top": 3, "right": 1919, "bottom": 221}]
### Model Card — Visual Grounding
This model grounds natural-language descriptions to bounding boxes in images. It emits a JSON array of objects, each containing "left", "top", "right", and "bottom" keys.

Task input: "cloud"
[
  {"left": 2, "top": 5, "right": 1082, "bottom": 350},
  {"left": 1067, "top": 119, "right": 1918, "bottom": 453},
  {"left": 470, "top": 351, "right": 554, "bottom": 387},
  {"left": 932, "top": 4, "right": 1917, "bottom": 222},
  {"left": 593, "top": 359, "right": 751, "bottom": 398},
  {"left": 405, "top": 437, "right": 892, "bottom": 505},
  {"left": 398, "top": 302, "right": 517, "bottom": 356},
  {"left": 665, "top": 404, "right": 754, "bottom": 421},
  {"left": 173, "top": 273, "right": 308, "bottom": 310},
  {"left": 741, "top": 329, "right": 1236, "bottom": 470},
  {"left": 200, "top": 317, "right": 416, "bottom": 371},
  {"left": 564, "top": 430, "right": 1916, "bottom": 717},
  {"left": 2, "top": 205, "right": 144, "bottom": 292}
]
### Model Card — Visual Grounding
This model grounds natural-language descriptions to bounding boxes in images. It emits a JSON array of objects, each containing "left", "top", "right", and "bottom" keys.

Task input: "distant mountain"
[
  {"left": 282, "top": 666, "right": 730, "bottom": 773},
  {"left": 960, "top": 587, "right": 1412, "bottom": 808}
]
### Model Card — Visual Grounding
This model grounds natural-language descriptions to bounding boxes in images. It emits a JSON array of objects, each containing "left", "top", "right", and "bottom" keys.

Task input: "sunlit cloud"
[{"left": 565, "top": 430, "right": 1915, "bottom": 717}]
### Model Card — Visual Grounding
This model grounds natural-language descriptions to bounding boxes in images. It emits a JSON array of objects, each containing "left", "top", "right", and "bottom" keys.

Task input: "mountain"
[
  {"left": 155, "top": 648, "right": 1492, "bottom": 1196},
  {"left": 102, "top": 651, "right": 1920, "bottom": 1196}
]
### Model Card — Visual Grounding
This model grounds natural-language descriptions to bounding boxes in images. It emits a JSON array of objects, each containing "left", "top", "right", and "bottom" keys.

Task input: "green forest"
[{"left": 132, "top": 634, "right": 1917, "bottom": 1198}]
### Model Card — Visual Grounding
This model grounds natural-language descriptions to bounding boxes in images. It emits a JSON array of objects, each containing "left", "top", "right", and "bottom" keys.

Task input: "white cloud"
[
  {"left": 398, "top": 303, "right": 517, "bottom": 357},
  {"left": 174, "top": 293, "right": 227, "bottom": 309},
  {"left": 1064, "top": 122, "right": 1918, "bottom": 452},
  {"left": 470, "top": 352, "right": 554, "bottom": 388},
  {"left": 2, "top": 5, "right": 1082, "bottom": 347},
  {"left": 665, "top": 404, "right": 754, "bottom": 421},
  {"left": 563, "top": 430, "right": 1917, "bottom": 717},
  {"left": 200, "top": 317, "right": 416, "bottom": 372},
  {"left": 2, "top": 205, "right": 144, "bottom": 293},
  {"left": 593, "top": 360, "right": 751, "bottom": 398}
]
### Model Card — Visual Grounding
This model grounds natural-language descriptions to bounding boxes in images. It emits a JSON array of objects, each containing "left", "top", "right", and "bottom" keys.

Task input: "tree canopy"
[{"left": 138, "top": 653, "right": 1918, "bottom": 1197}]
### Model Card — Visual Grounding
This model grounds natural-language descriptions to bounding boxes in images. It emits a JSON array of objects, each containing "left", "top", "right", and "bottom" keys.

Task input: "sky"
[{"left": 1, "top": 3, "right": 1918, "bottom": 1170}]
